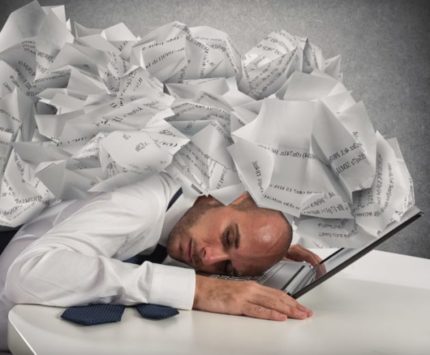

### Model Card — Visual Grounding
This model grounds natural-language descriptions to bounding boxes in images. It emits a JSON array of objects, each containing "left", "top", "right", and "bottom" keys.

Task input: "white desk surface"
[{"left": 8, "top": 249, "right": 430, "bottom": 355}]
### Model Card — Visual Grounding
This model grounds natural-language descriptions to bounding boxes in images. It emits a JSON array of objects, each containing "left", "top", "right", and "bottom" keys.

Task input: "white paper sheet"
[{"left": 0, "top": 0, "right": 415, "bottom": 250}]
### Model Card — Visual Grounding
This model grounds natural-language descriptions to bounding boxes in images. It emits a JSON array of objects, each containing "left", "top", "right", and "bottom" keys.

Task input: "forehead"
[
  {"left": 231, "top": 210, "right": 287, "bottom": 275},
  {"left": 237, "top": 209, "right": 285, "bottom": 246}
]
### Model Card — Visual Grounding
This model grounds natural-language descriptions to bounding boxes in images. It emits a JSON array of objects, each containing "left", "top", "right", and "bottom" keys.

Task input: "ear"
[
  {"left": 194, "top": 194, "right": 223, "bottom": 207},
  {"left": 230, "top": 192, "right": 253, "bottom": 206}
]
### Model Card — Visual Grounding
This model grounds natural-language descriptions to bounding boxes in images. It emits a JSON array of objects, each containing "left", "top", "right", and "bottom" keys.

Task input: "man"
[{"left": 0, "top": 171, "right": 320, "bottom": 349}]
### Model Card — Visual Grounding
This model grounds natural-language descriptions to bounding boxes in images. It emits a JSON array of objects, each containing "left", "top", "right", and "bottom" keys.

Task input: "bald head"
[{"left": 167, "top": 191, "right": 292, "bottom": 276}]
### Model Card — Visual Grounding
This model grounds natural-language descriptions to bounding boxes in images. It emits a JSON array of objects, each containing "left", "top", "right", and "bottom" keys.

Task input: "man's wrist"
[{"left": 193, "top": 274, "right": 205, "bottom": 310}]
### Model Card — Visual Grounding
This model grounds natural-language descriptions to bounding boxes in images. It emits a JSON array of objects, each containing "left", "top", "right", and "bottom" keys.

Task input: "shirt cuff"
[{"left": 145, "top": 263, "right": 196, "bottom": 310}]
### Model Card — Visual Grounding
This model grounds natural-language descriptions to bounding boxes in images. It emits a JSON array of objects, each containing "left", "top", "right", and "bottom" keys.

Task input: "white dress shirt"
[{"left": 0, "top": 172, "right": 198, "bottom": 350}]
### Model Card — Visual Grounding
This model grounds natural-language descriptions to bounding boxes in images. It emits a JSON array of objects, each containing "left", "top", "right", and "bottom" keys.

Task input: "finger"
[
  {"left": 245, "top": 301, "right": 309, "bottom": 320},
  {"left": 252, "top": 286, "right": 313, "bottom": 317},
  {"left": 315, "top": 263, "right": 327, "bottom": 277},
  {"left": 250, "top": 292, "right": 292, "bottom": 314},
  {"left": 286, "top": 304, "right": 311, "bottom": 319},
  {"left": 278, "top": 296, "right": 313, "bottom": 317},
  {"left": 245, "top": 282, "right": 313, "bottom": 317},
  {"left": 273, "top": 290, "right": 313, "bottom": 317},
  {"left": 301, "top": 251, "right": 322, "bottom": 266},
  {"left": 312, "top": 253, "right": 323, "bottom": 264},
  {"left": 309, "top": 255, "right": 322, "bottom": 266},
  {"left": 242, "top": 303, "right": 289, "bottom": 321},
  {"left": 286, "top": 247, "right": 318, "bottom": 265},
  {"left": 306, "top": 257, "right": 320, "bottom": 266}
]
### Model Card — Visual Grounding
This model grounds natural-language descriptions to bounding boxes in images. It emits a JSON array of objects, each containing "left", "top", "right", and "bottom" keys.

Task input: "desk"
[{"left": 8, "top": 250, "right": 430, "bottom": 355}]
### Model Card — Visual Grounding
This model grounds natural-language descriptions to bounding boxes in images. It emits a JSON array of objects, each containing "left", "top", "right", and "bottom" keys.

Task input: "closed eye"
[
  {"left": 222, "top": 227, "right": 232, "bottom": 249},
  {"left": 224, "top": 260, "right": 234, "bottom": 276}
]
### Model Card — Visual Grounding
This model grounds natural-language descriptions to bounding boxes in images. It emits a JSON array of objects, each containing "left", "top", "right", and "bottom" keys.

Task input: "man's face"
[{"left": 167, "top": 195, "right": 291, "bottom": 276}]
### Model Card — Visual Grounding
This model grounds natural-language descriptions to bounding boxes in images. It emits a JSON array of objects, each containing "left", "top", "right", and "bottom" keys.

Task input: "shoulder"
[{"left": 110, "top": 172, "right": 180, "bottom": 212}]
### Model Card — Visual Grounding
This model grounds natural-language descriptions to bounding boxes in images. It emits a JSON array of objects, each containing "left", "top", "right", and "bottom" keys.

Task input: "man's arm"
[{"left": 4, "top": 177, "right": 195, "bottom": 310}]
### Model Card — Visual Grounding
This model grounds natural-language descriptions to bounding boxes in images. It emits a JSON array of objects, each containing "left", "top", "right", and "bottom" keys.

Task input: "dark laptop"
[{"left": 214, "top": 206, "right": 422, "bottom": 299}]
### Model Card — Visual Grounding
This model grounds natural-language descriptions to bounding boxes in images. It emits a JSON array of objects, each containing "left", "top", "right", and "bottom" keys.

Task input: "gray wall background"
[{"left": 1, "top": 0, "right": 429, "bottom": 258}]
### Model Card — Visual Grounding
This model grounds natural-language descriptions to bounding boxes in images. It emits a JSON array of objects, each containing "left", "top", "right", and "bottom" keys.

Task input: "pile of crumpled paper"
[{"left": 0, "top": 1, "right": 414, "bottom": 247}]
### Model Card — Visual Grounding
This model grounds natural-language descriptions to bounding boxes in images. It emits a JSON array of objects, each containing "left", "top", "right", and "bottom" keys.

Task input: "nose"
[{"left": 200, "top": 245, "right": 229, "bottom": 265}]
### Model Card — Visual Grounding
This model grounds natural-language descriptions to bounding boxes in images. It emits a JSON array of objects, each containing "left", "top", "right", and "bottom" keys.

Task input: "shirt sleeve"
[{"left": 4, "top": 177, "right": 196, "bottom": 310}]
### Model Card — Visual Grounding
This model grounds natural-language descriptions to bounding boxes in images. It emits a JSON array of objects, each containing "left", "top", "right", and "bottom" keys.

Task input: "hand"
[
  {"left": 193, "top": 275, "right": 313, "bottom": 321},
  {"left": 285, "top": 244, "right": 322, "bottom": 267}
]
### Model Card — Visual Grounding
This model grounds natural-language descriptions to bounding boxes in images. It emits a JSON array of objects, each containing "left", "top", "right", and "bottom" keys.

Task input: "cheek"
[
  {"left": 167, "top": 224, "right": 188, "bottom": 256},
  {"left": 166, "top": 232, "right": 180, "bottom": 257},
  {"left": 188, "top": 216, "right": 215, "bottom": 244}
]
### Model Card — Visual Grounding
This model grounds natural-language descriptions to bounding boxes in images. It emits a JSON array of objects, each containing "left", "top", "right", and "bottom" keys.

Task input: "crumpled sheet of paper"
[{"left": 0, "top": 1, "right": 415, "bottom": 247}]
